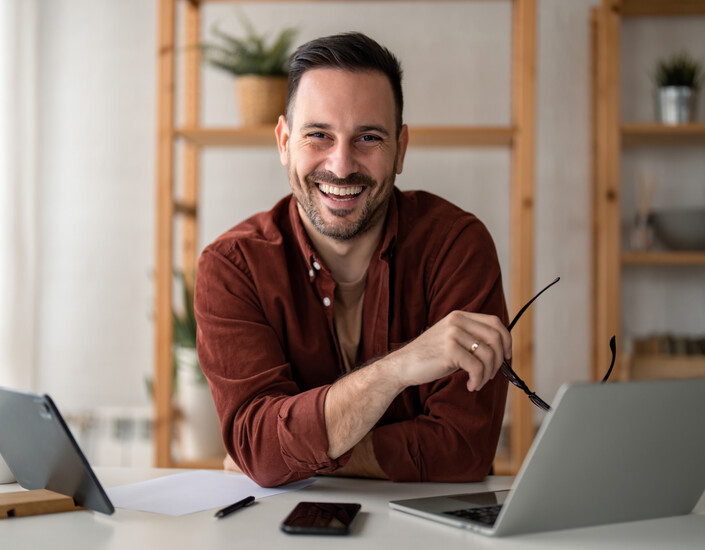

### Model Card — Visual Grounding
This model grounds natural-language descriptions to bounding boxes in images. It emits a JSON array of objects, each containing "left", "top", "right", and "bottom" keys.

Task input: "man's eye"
[
  {"left": 357, "top": 134, "right": 383, "bottom": 147},
  {"left": 308, "top": 132, "right": 327, "bottom": 139}
]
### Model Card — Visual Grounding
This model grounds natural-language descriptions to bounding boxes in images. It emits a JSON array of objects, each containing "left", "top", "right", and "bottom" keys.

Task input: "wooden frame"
[
  {"left": 591, "top": 0, "right": 705, "bottom": 382},
  {"left": 155, "top": 0, "right": 537, "bottom": 472}
]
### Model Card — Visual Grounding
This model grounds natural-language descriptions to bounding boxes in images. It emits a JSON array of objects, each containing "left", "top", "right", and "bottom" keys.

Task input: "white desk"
[{"left": 1, "top": 468, "right": 704, "bottom": 549}]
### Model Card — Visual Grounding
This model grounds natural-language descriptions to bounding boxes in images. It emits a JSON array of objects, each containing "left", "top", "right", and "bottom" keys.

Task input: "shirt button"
[
  {"left": 313, "top": 261, "right": 321, "bottom": 271},
  {"left": 308, "top": 269, "right": 314, "bottom": 278},
  {"left": 322, "top": 297, "right": 331, "bottom": 307}
]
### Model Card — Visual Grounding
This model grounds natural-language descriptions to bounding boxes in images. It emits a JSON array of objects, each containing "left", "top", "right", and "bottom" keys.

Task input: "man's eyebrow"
[
  {"left": 299, "top": 122, "right": 332, "bottom": 132},
  {"left": 298, "top": 122, "right": 391, "bottom": 138},
  {"left": 358, "top": 125, "right": 391, "bottom": 138}
]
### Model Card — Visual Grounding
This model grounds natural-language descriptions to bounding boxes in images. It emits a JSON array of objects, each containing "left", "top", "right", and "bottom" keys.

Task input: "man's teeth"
[{"left": 319, "top": 184, "right": 364, "bottom": 197}]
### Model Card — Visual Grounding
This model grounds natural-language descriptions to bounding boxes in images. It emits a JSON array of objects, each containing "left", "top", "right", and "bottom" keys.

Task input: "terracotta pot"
[{"left": 236, "top": 75, "right": 288, "bottom": 126}]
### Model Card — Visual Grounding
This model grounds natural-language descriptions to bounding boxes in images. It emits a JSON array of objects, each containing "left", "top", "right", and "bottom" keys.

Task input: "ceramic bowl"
[
  {"left": 0, "top": 453, "right": 15, "bottom": 484},
  {"left": 651, "top": 208, "right": 705, "bottom": 250}
]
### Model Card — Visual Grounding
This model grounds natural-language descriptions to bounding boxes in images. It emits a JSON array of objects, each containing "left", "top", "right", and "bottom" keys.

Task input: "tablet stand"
[{"left": 0, "top": 489, "right": 83, "bottom": 519}]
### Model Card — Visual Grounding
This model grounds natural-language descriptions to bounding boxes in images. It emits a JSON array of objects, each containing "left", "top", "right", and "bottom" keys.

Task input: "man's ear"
[
  {"left": 275, "top": 115, "right": 290, "bottom": 166},
  {"left": 395, "top": 124, "right": 409, "bottom": 175}
]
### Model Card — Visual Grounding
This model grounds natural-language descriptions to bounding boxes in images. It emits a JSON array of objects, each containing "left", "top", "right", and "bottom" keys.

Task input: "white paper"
[{"left": 106, "top": 470, "right": 315, "bottom": 516}]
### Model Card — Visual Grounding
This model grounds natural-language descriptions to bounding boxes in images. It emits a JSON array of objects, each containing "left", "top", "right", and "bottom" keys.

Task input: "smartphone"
[{"left": 280, "top": 501, "right": 361, "bottom": 535}]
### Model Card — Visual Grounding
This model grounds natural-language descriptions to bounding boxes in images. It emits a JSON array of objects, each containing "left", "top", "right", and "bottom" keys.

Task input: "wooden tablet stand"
[{"left": 0, "top": 489, "right": 83, "bottom": 519}]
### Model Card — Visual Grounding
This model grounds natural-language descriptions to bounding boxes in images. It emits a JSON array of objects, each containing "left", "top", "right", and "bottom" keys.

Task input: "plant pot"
[
  {"left": 235, "top": 75, "right": 288, "bottom": 126},
  {"left": 174, "top": 347, "right": 224, "bottom": 461},
  {"left": 655, "top": 86, "right": 698, "bottom": 125}
]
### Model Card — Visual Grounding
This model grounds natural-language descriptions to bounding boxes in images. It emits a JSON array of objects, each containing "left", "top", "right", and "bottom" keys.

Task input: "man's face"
[{"left": 275, "top": 68, "right": 408, "bottom": 241}]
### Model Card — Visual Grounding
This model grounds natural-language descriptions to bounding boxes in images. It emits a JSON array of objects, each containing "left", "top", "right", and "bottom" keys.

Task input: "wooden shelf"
[
  {"left": 622, "top": 251, "right": 705, "bottom": 265},
  {"left": 176, "top": 125, "right": 515, "bottom": 148},
  {"left": 625, "top": 354, "right": 705, "bottom": 381},
  {"left": 620, "top": 0, "right": 705, "bottom": 16},
  {"left": 621, "top": 123, "right": 705, "bottom": 146}
]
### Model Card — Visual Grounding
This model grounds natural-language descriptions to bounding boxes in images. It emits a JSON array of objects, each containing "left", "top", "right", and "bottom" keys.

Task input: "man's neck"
[{"left": 299, "top": 209, "right": 386, "bottom": 284}]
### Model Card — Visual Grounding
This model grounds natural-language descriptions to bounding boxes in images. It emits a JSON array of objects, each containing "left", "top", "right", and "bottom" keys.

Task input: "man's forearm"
[{"left": 324, "top": 355, "right": 404, "bottom": 459}]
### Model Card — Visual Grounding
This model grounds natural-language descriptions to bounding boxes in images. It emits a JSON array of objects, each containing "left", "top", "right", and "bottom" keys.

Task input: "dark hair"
[{"left": 286, "top": 32, "right": 404, "bottom": 135}]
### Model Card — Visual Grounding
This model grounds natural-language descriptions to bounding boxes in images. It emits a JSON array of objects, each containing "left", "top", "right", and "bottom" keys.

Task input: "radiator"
[{"left": 63, "top": 406, "right": 154, "bottom": 468}]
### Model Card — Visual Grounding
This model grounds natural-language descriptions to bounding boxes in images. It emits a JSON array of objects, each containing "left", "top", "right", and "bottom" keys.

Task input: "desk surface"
[{"left": 1, "top": 468, "right": 704, "bottom": 549}]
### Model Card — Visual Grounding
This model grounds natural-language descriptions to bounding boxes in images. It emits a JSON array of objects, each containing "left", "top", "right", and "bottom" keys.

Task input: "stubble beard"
[{"left": 289, "top": 166, "right": 396, "bottom": 242}]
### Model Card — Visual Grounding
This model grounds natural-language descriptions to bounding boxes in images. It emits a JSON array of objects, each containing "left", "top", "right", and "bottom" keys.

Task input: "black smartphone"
[{"left": 280, "top": 501, "right": 361, "bottom": 535}]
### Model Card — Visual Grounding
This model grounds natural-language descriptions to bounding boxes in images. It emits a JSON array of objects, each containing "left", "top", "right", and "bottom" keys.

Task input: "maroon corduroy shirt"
[{"left": 195, "top": 188, "right": 508, "bottom": 487}]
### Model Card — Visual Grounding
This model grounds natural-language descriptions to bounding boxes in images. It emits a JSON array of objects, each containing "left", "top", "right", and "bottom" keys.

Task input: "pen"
[{"left": 214, "top": 495, "right": 255, "bottom": 519}]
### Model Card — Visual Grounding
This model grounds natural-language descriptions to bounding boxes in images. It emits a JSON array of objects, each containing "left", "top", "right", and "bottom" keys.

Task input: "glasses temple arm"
[
  {"left": 507, "top": 276, "right": 561, "bottom": 332},
  {"left": 600, "top": 335, "right": 617, "bottom": 383}
]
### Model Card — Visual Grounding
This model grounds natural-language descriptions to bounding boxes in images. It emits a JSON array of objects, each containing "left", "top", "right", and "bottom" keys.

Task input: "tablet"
[{"left": 0, "top": 387, "right": 114, "bottom": 514}]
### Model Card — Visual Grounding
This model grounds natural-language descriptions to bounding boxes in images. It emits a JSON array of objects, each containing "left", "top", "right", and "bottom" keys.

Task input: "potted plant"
[
  {"left": 171, "top": 272, "right": 223, "bottom": 461},
  {"left": 199, "top": 12, "right": 298, "bottom": 126},
  {"left": 653, "top": 51, "right": 703, "bottom": 125}
]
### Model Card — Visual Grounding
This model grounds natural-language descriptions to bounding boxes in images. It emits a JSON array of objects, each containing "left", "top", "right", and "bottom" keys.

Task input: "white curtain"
[{"left": 0, "top": 0, "right": 38, "bottom": 390}]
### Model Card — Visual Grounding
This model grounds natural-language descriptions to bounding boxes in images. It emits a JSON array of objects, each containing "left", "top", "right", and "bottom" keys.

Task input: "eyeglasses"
[{"left": 501, "top": 277, "right": 616, "bottom": 412}]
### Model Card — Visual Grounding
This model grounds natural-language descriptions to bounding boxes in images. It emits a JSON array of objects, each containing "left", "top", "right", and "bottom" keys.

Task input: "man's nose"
[{"left": 325, "top": 141, "right": 359, "bottom": 179}]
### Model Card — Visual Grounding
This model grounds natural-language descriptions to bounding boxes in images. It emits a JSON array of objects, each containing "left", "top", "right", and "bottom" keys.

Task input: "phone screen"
[{"left": 280, "top": 501, "right": 361, "bottom": 535}]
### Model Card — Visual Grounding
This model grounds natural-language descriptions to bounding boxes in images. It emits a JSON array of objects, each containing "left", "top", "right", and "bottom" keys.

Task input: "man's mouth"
[{"left": 318, "top": 183, "right": 364, "bottom": 201}]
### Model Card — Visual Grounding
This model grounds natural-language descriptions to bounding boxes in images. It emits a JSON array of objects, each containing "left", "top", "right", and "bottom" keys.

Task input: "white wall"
[
  {"left": 37, "top": 0, "right": 156, "bottom": 409},
  {"left": 32, "top": 1, "right": 704, "bottom": 418}
]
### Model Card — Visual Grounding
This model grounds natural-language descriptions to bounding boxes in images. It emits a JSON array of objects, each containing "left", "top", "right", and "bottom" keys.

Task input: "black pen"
[{"left": 214, "top": 495, "right": 255, "bottom": 519}]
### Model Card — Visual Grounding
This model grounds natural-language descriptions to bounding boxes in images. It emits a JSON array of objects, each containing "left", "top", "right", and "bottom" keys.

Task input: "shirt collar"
[{"left": 288, "top": 188, "right": 400, "bottom": 273}]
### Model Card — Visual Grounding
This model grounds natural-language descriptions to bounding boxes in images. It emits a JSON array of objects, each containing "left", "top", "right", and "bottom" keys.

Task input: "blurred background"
[{"left": 1, "top": 0, "right": 703, "bottom": 470}]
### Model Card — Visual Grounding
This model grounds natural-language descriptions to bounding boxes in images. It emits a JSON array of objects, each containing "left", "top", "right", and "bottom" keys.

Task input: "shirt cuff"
[{"left": 277, "top": 385, "right": 352, "bottom": 474}]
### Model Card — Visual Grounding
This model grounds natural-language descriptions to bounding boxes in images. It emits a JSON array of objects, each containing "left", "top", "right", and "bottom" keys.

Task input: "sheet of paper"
[{"left": 106, "top": 470, "right": 314, "bottom": 516}]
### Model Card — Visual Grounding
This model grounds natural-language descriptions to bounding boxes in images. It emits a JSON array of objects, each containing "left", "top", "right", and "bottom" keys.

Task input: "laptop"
[
  {"left": 0, "top": 387, "right": 114, "bottom": 514},
  {"left": 390, "top": 378, "right": 705, "bottom": 537}
]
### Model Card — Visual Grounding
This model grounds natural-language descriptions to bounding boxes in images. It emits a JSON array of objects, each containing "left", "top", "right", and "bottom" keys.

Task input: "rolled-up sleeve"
[{"left": 195, "top": 247, "right": 350, "bottom": 488}]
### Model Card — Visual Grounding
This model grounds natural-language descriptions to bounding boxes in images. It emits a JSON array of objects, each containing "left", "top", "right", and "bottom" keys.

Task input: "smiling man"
[{"left": 195, "top": 33, "right": 511, "bottom": 487}]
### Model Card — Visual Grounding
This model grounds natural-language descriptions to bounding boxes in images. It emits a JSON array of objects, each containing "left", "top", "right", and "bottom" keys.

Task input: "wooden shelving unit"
[
  {"left": 155, "top": 0, "right": 537, "bottom": 474},
  {"left": 591, "top": 0, "right": 705, "bottom": 381}
]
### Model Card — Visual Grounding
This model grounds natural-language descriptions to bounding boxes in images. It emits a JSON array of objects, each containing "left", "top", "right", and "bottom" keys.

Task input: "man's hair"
[{"left": 286, "top": 32, "right": 404, "bottom": 135}]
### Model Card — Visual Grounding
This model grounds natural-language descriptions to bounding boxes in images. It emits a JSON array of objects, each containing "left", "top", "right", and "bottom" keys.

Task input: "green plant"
[
  {"left": 199, "top": 11, "right": 298, "bottom": 77},
  {"left": 653, "top": 51, "right": 703, "bottom": 89},
  {"left": 173, "top": 271, "right": 197, "bottom": 350},
  {"left": 145, "top": 271, "right": 204, "bottom": 399},
  {"left": 172, "top": 271, "right": 206, "bottom": 384}
]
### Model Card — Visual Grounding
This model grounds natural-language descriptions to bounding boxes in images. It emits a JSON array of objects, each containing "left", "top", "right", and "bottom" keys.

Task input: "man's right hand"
[{"left": 386, "top": 310, "right": 511, "bottom": 392}]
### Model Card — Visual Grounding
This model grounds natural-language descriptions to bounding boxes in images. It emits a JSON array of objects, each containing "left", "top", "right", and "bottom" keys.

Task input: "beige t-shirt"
[{"left": 334, "top": 273, "right": 367, "bottom": 373}]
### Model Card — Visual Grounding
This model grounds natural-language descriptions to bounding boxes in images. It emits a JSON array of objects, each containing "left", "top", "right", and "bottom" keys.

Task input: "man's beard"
[{"left": 291, "top": 168, "right": 396, "bottom": 241}]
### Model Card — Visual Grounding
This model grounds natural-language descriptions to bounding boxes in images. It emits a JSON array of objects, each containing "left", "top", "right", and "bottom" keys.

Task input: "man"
[{"left": 195, "top": 32, "right": 511, "bottom": 488}]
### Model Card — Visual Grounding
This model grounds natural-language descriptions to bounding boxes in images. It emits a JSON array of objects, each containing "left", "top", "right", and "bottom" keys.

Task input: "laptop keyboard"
[{"left": 443, "top": 504, "right": 503, "bottom": 526}]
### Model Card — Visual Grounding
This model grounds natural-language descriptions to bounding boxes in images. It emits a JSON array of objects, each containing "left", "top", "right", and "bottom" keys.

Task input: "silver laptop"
[{"left": 390, "top": 379, "right": 705, "bottom": 536}]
